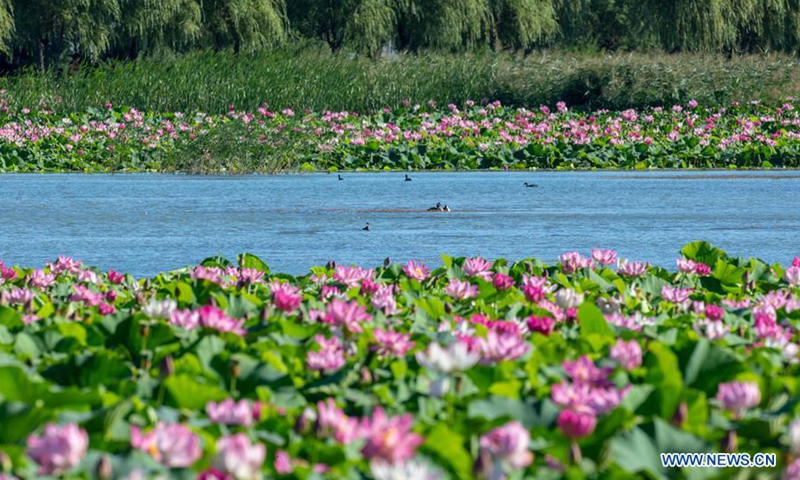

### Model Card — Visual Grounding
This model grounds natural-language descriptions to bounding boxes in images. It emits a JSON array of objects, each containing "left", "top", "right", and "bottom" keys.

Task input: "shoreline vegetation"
[
  {"left": 3, "top": 84, "right": 800, "bottom": 173},
  {"left": 0, "top": 243, "right": 799, "bottom": 479}
]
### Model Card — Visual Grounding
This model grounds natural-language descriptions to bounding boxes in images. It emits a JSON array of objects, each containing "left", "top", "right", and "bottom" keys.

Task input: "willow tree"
[
  {"left": 200, "top": 0, "right": 286, "bottom": 52},
  {"left": 12, "top": 0, "right": 121, "bottom": 70},
  {"left": 0, "top": 0, "right": 12, "bottom": 55},
  {"left": 487, "top": 0, "right": 559, "bottom": 49},
  {"left": 286, "top": 0, "right": 396, "bottom": 54},
  {"left": 115, "top": 0, "right": 202, "bottom": 57}
]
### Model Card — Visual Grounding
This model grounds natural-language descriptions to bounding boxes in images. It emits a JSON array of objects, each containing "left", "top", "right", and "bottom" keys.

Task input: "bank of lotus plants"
[
  {"left": 3, "top": 95, "right": 800, "bottom": 172},
  {"left": 0, "top": 242, "right": 800, "bottom": 479}
]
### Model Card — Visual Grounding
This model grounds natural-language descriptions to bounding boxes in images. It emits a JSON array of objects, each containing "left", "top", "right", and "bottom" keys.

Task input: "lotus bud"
[
  {"left": 472, "top": 447, "right": 494, "bottom": 480},
  {"left": 231, "top": 359, "right": 241, "bottom": 379},
  {"left": 140, "top": 351, "right": 152, "bottom": 370},
  {"left": 0, "top": 451, "right": 11, "bottom": 471},
  {"left": 295, "top": 407, "right": 316, "bottom": 434},
  {"left": 722, "top": 430, "right": 738, "bottom": 453},
  {"left": 360, "top": 366, "right": 373, "bottom": 384},
  {"left": 671, "top": 401, "right": 688, "bottom": 427},
  {"left": 569, "top": 441, "right": 583, "bottom": 464},
  {"left": 159, "top": 355, "right": 174, "bottom": 378},
  {"left": 96, "top": 455, "right": 113, "bottom": 480},
  {"left": 544, "top": 454, "right": 565, "bottom": 472}
]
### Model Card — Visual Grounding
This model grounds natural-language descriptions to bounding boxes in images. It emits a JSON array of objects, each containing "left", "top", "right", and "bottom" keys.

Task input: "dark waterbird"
[
  {"left": 524, "top": 182, "right": 538, "bottom": 188},
  {"left": 405, "top": 174, "right": 412, "bottom": 181},
  {"left": 362, "top": 222, "right": 370, "bottom": 231},
  {"left": 427, "top": 202, "right": 443, "bottom": 211},
  {"left": 338, "top": 174, "right": 344, "bottom": 181}
]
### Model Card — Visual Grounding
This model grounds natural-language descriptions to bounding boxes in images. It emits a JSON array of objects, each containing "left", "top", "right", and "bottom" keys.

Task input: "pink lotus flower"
[
  {"left": 322, "top": 299, "right": 372, "bottom": 333},
  {"left": 212, "top": 434, "right": 265, "bottom": 480},
  {"left": 237, "top": 268, "right": 265, "bottom": 286},
  {"left": 77, "top": 269, "right": 99, "bottom": 284},
  {"left": 479, "top": 421, "right": 533, "bottom": 469},
  {"left": 694, "top": 263, "right": 711, "bottom": 276},
  {"left": 8, "top": 288, "right": 35, "bottom": 305},
  {"left": 48, "top": 256, "right": 82, "bottom": 275},
  {"left": 207, "top": 399, "right": 260, "bottom": 427},
  {"left": 360, "top": 407, "right": 423, "bottom": 464},
  {"left": 592, "top": 249, "right": 618, "bottom": 266},
  {"left": 306, "top": 334, "right": 346, "bottom": 373},
  {"left": 785, "top": 458, "right": 800, "bottom": 480},
  {"left": 445, "top": 279, "right": 479, "bottom": 300},
  {"left": 99, "top": 303, "right": 116, "bottom": 315},
  {"left": 333, "top": 265, "right": 374, "bottom": 287},
  {"left": 716, "top": 381, "right": 761, "bottom": 415},
  {"left": 492, "top": 273, "right": 514, "bottom": 290},
  {"left": 523, "top": 284, "right": 545, "bottom": 303},
  {"left": 372, "top": 329, "right": 415, "bottom": 357},
  {"left": 371, "top": 285, "right": 400, "bottom": 314},
  {"left": 563, "top": 356, "right": 613, "bottom": 387},
  {"left": 28, "top": 269, "right": 55, "bottom": 289},
  {"left": 170, "top": 308, "right": 200, "bottom": 329},
  {"left": 794, "top": 257, "right": 800, "bottom": 268},
  {"left": 704, "top": 304, "right": 725, "bottom": 321},
  {"left": 463, "top": 257, "right": 493, "bottom": 280},
  {"left": 131, "top": 422, "right": 202, "bottom": 468},
  {"left": 27, "top": 423, "right": 88, "bottom": 475},
  {"left": 316, "top": 398, "right": 363, "bottom": 444},
  {"left": 527, "top": 316, "right": 555, "bottom": 336},
  {"left": 197, "top": 305, "right": 247, "bottom": 335},
  {"left": 478, "top": 330, "right": 529, "bottom": 364},
  {"left": 559, "top": 252, "right": 592, "bottom": 273},
  {"left": 786, "top": 266, "right": 800, "bottom": 286},
  {"left": 610, "top": 339, "right": 642, "bottom": 370},
  {"left": 107, "top": 270, "right": 125, "bottom": 284},
  {"left": 274, "top": 450, "right": 293, "bottom": 474},
  {"left": 192, "top": 265, "right": 224, "bottom": 284},
  {"left": 617, "top": 260, "right": 649, "bottom": 277},
  {"left": 677, "top": 258, "right": 697, "bottom": 273},
  {"left": 403, "top": 260, "right": 431, "bottom": 281},
  {"left": 1, "top": 266, "right": 17, "bottom": 281},
  {"left": 416, "top": 341, "right": 480, "bottom": 374},
  {"left": 662, "top": 286, "right": 693, "bottom": 304},
  {"left": 272, "top": 283, "right": 302, "bottom": 313},
  {"left": 557, "top": 409, "right": 596, "bottom": 439}
]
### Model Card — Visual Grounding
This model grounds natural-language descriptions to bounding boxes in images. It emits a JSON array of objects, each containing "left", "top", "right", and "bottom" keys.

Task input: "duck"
[
  {"left": 338, "top": 174, "right": 344, "bottom": 181},
  {"left": 362, "top": 222, "right": 370, "bottom": 231},
  {"left": 523, "top": 182, "right": 538, "bottom": 188},
  {"left": 404, "top": 174, "right": 412, "bottom": 182},
  {"left": 427, "top": 202, "right": 443, "bottom": 212},
  {"left": 442, "top": 205, "right": 451, "bottom": 212}
]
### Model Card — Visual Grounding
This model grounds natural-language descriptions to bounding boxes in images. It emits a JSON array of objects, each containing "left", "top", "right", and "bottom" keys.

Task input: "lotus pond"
[
  {"left": 0, "top": 243, "right": 799, "bottom": 479},
  {"left": 4, "top": 98, "right": 800, "bottom": 172}
]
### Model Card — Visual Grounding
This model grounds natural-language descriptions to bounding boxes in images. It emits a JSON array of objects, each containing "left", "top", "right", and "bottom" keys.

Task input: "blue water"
[{"left": 0, "top": 171, "right": 798, "bottom": 277}]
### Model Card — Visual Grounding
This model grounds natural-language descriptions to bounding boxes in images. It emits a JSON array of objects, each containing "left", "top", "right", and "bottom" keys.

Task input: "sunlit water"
[{"left": 1, "top": 171, "right": 798, "bottom": 277}]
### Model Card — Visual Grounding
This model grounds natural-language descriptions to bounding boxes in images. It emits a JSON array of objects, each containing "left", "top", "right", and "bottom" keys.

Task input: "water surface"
[{"left": 1, "top": 171, "right": 798, "bottom": 276}]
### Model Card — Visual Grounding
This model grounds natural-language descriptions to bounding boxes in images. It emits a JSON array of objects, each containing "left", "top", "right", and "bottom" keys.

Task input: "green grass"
[{"left": 2, "top": 48, "right": 800, "bottom": 113}]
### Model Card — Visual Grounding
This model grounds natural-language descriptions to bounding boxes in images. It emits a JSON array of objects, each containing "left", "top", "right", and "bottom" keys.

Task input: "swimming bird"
[
  {"left": 405, "top": 174, "right": 412, "bottom": 182},
  {"left": 427, "top": 202, "right": 443, "bottom": 212},
  {"left": 443, "top": 205, "right": 451, "bottom": 212},
  {"left": 338, "top": 174, "right": 344, "bottom": 181},
  {"left": 524, "top": 182, "right": 538, "bottom": 188},
  {"left": 363, "top": 222, "right": 370, "bottom": 231}
]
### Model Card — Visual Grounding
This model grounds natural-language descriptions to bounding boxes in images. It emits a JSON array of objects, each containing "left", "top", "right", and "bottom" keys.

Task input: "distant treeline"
[{"left": 4, "top": 0, "right": 800, "bottom": 72}]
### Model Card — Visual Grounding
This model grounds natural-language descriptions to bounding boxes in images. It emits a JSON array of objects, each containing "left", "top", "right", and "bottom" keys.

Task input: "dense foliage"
[
  {"left": 0, "top": 242, "right": 799, "bottom": 479},
  {"left": 6, "top": 0, "right": 800, "bottom": 72},
  {"left": 2, "top": 97, "right": 800, "bottom": 173},
  {"left": 4, "top": 51, "right": 800, "bottom": 115}
]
